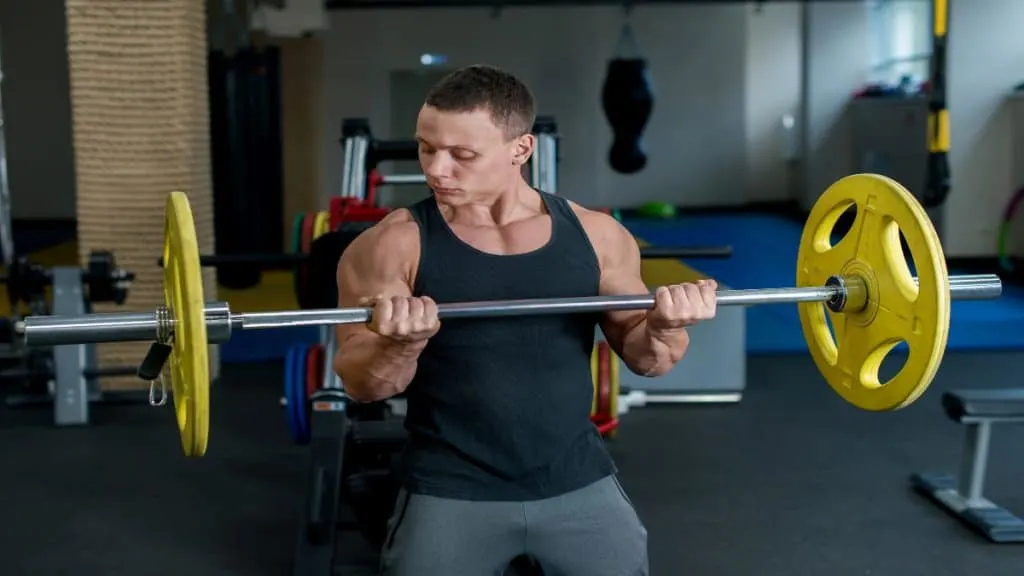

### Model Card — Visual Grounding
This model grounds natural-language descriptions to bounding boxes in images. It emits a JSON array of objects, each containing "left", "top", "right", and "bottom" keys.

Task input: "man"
[{"left": 334, "top": 65, "right": 717, "bottom": 576}]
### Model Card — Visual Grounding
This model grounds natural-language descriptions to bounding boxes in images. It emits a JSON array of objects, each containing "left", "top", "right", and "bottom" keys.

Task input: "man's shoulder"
[
  {"left": 344, "top": 208, "right": 421, "bottom": 264},
  {"left": 561, "top": 198, "right": 631, "bottom": 253}
]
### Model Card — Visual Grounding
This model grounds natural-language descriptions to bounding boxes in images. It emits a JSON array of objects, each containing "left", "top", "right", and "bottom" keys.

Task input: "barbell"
[{"left": 13, "top": 174, "right": 1003, "bottom": 457}]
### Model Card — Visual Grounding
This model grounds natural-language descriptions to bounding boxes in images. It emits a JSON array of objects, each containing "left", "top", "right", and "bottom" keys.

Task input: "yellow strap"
[
  {"left": 927, "top": 110, "right": 950, "bottom": 152},
  {"left": 932, "top": 0, "right": 947, "bottom": 37}
]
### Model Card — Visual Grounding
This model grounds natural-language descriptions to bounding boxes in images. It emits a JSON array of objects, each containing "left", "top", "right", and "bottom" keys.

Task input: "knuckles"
[{"left": 370, "top": 296, "right": 440, "bottom": 338}]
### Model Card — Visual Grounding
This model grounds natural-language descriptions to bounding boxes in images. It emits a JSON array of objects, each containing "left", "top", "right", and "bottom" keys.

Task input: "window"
[{"left": 867, "top": 0, "right": 933, "bottom": 85}]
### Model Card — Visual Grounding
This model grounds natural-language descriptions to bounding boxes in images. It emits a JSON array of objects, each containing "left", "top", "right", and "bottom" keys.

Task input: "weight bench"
[{"left": 910, "top": 388, "right": 1024, "bottom": 543}]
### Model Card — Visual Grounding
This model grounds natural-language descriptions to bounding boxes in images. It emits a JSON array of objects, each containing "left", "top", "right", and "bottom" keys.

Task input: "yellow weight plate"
[
  {"left": 796, "top": 174, "right": 950, "bottom": 411},
  {"left": 164, "top": 191, "right": 210, "bottom": 456},
  {"left": 590, "top": 343, "right": 599, "bottom": 417},
  {"left": 313, "top": 210, "right": 331, "bottom": 240}
]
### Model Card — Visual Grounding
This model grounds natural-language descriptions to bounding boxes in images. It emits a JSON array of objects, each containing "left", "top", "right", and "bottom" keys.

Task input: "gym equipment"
[
  {"left": 338, "top": 116, "right": 561, "bottom": 203},
  {"left": 208, "top": 46, "right": 284, "bottom": 290},
  {"left": 0, "top": 46, "right": 13, "bottom": 269},
  {"left": 923, "top": 0, "right": 951, "bottom": 207},
  {"left": 296, "top": 212, "right": 332, "bottom": 309},
  {"left": 3, "top": 257, "right": 139, "bottom": 426},
  {"left": 156, "top": 210, "right": 333, "bottom": 308},
  {"left": 295, "top": 395, "right": 407, "bottom": 574},
  {"left": 910, "top": 388, "right": 1024, "bottom": 542},
  {"left": 590, "top": 340, "right": 620, "bottom": 437},
  {"left": 602, "top": 58, "right": 654, "bottom": 174},
  {"left": 284, "top": 343, "right": 310, "bottom": 443},
  {"left": 156, "top": 211, "right": 331, "bottom": 270},
  {"left": 15, "top": 174, "right": 1004, "bottom": 456},
  {"left": 639, "top": 246, "right": 732, "bottom": 259},
  {"left": 5, "top": 251, "right": 133, "bottom": 310},
  {"left": 529, "top": 116, "right": 559, "bottom": 195},
  {"left": 282, "top": 343, "right": 326, "bottom": 443},
  {"left": 329, "top": 196, "right": 390, "bottom": 230},
  {"left": 637, "top": 202, "right": 676, "bottom": 219}
]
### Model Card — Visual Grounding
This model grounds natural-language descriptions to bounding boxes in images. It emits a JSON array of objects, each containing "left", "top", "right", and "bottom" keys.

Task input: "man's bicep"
[
  {"left": 334, "top": 231, "right": 412, "bottom": 343},
  {"left": 336, "top": 246, "right": 411, "bottom": 307},
  {"left": 597, "top": 224, "right": 649, "bottom": 349}
]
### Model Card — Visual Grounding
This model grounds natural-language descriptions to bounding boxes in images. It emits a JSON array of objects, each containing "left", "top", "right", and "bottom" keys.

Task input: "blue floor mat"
[{"left": 624, "top": 213, "right": 1024, "bottom": 354}]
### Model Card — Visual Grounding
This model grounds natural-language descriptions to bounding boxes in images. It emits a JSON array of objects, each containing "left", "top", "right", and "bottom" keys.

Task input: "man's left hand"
[{"left": 646, "top": 279, "right": 718, "bottom": 335}]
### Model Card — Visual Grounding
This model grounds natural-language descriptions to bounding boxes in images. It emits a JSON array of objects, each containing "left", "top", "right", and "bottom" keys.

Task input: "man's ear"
[{"left": 513, "top": 133, "right": 535, "bottom": 166}]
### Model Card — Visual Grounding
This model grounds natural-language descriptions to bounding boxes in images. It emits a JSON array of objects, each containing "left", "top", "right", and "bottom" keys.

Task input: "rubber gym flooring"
[{"left": 1, "top": 352, "right": 1024, "bottom": 575}]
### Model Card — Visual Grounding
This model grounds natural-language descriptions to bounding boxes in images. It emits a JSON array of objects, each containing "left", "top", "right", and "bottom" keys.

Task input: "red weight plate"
[
  {"left": 596, "top": 341, "right": 612, "bottom": 420},
  {"left": 299, "top": 213, "right": 315, "bottom": 293},
  {"left": 305, "top": 344, "right": 323, "bottom": 398}
]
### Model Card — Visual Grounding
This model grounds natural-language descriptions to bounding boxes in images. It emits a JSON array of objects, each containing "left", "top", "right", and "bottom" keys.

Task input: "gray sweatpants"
[{"left": 379, "top": 475, "right": 648, "bottom": 576}]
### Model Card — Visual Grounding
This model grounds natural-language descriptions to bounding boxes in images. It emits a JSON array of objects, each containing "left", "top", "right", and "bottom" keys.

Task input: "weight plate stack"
[{"left": 294, "top": 211, "right": 333, "bottom": 309}]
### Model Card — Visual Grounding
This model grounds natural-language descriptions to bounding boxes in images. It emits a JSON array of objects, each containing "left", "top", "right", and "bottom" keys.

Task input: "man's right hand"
[{"left": 362, "top": 295, "right": 441, "bottom": 343}]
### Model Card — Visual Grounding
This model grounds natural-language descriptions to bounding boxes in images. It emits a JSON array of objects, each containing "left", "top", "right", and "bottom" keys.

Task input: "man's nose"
[{"left": 422, "top": 152, "right": 452, "bottom": 178}]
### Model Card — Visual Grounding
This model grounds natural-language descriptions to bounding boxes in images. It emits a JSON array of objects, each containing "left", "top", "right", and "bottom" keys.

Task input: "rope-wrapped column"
[{"left": 65, "top": 0, "right": 218, "bottom": 386}]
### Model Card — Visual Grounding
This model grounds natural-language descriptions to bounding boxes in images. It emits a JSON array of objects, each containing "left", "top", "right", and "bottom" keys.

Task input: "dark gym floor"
[{"left": 2, "top": 353, "right": 1024, "bottom": 576}]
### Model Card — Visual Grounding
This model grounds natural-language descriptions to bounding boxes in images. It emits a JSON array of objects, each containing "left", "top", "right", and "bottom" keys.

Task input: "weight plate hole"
[
  {"left": 882, "top": 218, "right": 919, "bottom": 304},
  {"left": 828, "top": 202, "right": 858, "bottom": 248},
  {"left": 861, "top": 340, "right": 908, "bottom": 389}
]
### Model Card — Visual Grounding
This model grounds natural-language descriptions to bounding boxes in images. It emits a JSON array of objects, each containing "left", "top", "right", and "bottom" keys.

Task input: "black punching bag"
[{"left": 602, "top": 58, "right": 654, "bottom": 174}]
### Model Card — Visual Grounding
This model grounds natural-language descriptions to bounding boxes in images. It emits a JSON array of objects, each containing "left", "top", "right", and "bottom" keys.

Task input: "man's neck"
[{"left": 444, "top": 180, "right": 537, "bottom": 227}]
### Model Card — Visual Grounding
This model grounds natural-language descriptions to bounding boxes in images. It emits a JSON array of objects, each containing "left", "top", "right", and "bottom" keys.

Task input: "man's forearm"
[
  {"left": 334, "top": 334, "right": 426, "bottom": 401},
  {"left": 620, "top": 319, "right": 689, "bottom": 377}
]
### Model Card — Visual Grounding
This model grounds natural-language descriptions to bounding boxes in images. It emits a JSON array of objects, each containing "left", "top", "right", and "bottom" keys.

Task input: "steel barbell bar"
[{"left": 16, "top": 274, "right": 1002, "bottom": 348}]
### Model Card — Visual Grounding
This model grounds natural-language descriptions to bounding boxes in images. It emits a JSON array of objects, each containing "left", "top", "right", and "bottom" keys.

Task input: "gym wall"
[
  {"left": 744, "top": 3, "right": 802, "bottom": 205},
  {"left": 800, "top": 2, "right": 869, "bottom": 213},
  {"left": 945, "top": 0, "right": 1024, "bottom": 258}
]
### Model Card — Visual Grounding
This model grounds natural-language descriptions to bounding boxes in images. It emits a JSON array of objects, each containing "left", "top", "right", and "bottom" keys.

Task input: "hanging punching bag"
[{"left": 602, "top": 58, "right": 654, "bottom": 174}]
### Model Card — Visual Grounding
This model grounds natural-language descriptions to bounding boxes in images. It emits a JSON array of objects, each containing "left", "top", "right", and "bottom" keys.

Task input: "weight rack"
[{"left": 3, "top": 255, "right": 139, "bottom": 426}]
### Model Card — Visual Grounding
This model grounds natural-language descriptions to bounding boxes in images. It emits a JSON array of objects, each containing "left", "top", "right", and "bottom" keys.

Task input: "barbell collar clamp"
[{"left": 15, "top": 274, "right": 1002, "bottom": 348}]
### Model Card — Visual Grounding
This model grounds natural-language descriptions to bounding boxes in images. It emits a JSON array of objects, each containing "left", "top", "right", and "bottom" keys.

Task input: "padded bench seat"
[
  {"left": 911, "top": 388, "right": 1024, "bottom": 543},
  {"left": 942, "top": 388, "right": 1024, "bottom": 421}
]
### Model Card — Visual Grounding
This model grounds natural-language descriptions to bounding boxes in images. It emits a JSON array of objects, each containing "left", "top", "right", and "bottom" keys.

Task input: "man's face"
[{"left": 416, "top": 105, "right": 532, "bottom": 205}]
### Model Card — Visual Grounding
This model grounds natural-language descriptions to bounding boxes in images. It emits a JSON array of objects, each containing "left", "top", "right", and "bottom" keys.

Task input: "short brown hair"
[{"left": 424, "top": 65, "right": 536, "bottom": 139}]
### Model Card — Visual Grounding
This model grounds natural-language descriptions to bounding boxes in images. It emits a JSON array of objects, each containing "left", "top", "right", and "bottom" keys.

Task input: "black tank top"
[{"left": 401, "top": 190, "right": 616, "bottom": 501}]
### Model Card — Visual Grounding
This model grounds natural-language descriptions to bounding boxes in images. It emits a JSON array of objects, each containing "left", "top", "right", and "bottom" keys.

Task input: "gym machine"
[{"left": 2, "top": 252, "right": 138, "bottom": 426}]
